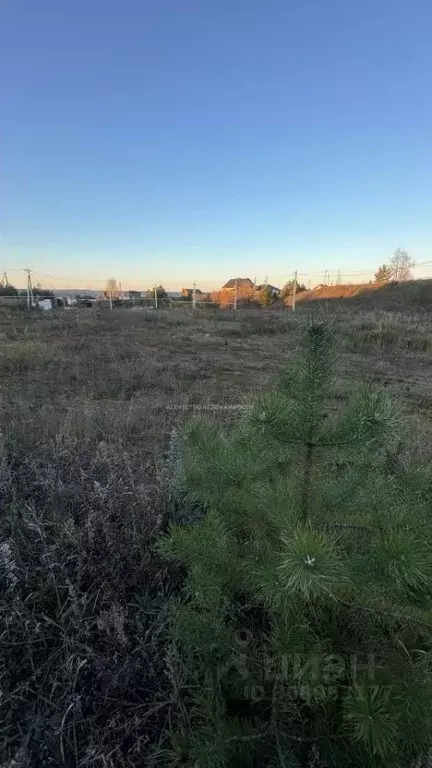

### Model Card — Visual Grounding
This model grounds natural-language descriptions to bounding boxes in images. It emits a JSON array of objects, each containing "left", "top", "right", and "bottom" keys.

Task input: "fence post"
[{"left": 26, "top": 268, "right": 31, "bottom": 310}]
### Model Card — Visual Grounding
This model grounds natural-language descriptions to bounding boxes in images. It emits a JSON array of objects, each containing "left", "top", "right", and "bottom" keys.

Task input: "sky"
[{"left": 1, "top": 0, "right": 432, "bottom": 291}]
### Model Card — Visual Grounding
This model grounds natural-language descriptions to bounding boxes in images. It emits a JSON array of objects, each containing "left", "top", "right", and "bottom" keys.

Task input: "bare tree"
[
  {"left": 105, "top": 277, "right": 120, "bottom": 298},
  {"left": 390, "top": 249, "right": 415, "bottom": 282}
]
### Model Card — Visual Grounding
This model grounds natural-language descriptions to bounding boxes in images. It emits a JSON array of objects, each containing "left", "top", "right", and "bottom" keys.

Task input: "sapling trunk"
[{"left": 300, "top": 439, "right": 314, "bottom": 523}]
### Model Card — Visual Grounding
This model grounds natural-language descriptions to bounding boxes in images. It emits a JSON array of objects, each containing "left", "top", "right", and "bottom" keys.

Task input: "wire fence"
[{"left": 1, "top": 263, "right": 432, "bottom": 311}]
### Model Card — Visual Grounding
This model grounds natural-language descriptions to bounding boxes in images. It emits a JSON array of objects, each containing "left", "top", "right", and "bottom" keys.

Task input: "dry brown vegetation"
[
  {"left": 1, "top": 296, "right": 432, "bottom": 766},
  {"left": 285, "top": 278, "right": 432, "bottom": 310}
]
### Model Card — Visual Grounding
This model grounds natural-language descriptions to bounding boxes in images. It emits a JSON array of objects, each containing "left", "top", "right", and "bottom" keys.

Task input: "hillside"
[{"left": 285, "top": 279, "right": 432, "bottom": 309}]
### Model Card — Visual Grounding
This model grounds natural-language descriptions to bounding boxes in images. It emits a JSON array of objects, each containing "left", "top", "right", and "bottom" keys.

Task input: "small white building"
[{"left": 38, "top": 299, "right": 53, "bottom": 311}]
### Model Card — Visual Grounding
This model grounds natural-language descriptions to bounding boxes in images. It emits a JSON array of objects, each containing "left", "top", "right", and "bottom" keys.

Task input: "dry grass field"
[{"left": 1, "top": 295, "right": 432, "bottom": 766}]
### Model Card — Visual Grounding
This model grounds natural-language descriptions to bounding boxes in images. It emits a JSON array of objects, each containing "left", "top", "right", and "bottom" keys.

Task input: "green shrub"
[{"left": 160, "top": 321, "right": 432, "bottom": 767}]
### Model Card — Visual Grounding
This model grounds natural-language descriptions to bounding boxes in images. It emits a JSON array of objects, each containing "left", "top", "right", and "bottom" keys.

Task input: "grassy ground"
[{"left": 1, "top": 302, "right": 432, "bottom": 766}]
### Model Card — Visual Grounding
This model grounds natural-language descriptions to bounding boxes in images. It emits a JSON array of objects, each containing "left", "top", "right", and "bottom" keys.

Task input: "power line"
[
  {"left": 32, "top": 270, "right": 108, "bottom": 284},
  {"left": 2, "top": 261, "right": 432, "bottom": 297}
]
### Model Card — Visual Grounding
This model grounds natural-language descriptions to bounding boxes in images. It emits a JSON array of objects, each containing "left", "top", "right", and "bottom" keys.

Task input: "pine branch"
[
  {"left": 339, "top": 597, "right": 432, "bottom": 630},
  {"left": 321, "top": 523, "right": 377, "bottom": 532}
]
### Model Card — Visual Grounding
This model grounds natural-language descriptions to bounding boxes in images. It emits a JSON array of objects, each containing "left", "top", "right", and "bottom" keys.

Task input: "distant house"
[
  {"left": 222, "top": 278, "right": 254, "bottom": 292},
  {"left": 181, "top": 287, "right": 204, "bottom": 297},
  {"left": 217, "top": 277, "right": 255, "bottom": 307},
  {"left": 255, "top": 283, "right": 279, "bottom": 297}
]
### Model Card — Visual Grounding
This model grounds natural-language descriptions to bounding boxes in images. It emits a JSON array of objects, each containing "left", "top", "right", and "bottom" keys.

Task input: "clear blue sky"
[{"left": 1, "top": 0, "right": 432, "bottom": 290}]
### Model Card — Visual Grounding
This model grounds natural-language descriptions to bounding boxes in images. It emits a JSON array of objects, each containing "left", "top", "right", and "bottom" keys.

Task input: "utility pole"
[
  {"left": 108, "top": 283, "right": 113, "bottom": 311},
  {"left": 154, "top": 285, "right": 158, "bottom": 309},
  {"left": 292, "top": 270, "right": 297, "bottom": 313},
  {"left": 336, "top": 269, "right": 341, "bottom": 285},
  {"left": 324, "top": 270, "right": 328, "bottom": 286},
  {"left": 234, "top": 277, "right": 238, "bottom": 310},
  {"left": 26, "top": 268, "right": 34, "bottom": 310},
  {"left": 192, "top": 281, "right": 196, "bottom": 311}
]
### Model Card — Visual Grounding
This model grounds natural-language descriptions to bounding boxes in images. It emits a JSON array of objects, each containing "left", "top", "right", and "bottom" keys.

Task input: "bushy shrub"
[{"left": 161, "top": 321, "right": 432, "bottom": 767}]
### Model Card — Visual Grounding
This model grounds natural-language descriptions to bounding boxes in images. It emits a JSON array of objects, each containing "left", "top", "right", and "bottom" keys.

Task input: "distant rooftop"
[{"left": 222, "top": 277, "right": 254, "bottom": 290}]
